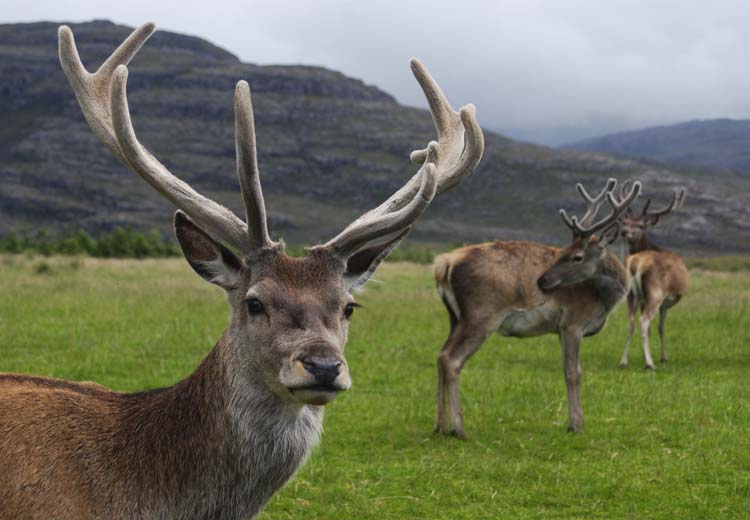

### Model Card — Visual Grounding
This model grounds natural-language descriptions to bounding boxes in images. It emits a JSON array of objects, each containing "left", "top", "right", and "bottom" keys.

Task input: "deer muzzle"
[
  {"left": 286, "top": 347, "right": 351, "bottom": 405},
  {"left": 537, "top": 273, "right": 560, "bottom": 293}
]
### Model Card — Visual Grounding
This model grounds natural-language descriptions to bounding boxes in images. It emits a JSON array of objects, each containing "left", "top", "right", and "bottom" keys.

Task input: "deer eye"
[
  {"left": 572, "top": 254, "right": 584, "bottom": 263},
  {"left": 246, "top": 298, "right": 264, "bottom": 315},
  {"left": 343, "top": 302, "right": 359, "bottom": 319}
]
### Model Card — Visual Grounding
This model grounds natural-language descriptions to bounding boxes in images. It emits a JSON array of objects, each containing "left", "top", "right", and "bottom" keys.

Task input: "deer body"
[
  {"left": 0, "top": 337, "right": 321, "bottom": 519},
  {"left": 433, "top": 180, "right": 640, "bottom": 437},
  {"left": 0, "top": 23, "right": 484, "bottom": 518},
  {"left": 435, "top": 241, "right": 628, "bottom": 436},
  {"left": 619, "top": 188, "right": 688, "bottom": 369}
]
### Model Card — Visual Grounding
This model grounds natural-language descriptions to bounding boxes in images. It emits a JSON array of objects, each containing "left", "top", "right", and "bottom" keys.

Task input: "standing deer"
[
  {"left": 433, "top": 179, "right": 641, "bottom": 436},
  {"left": 618, "top": 186, "right": 688, "bottom": 369},
  {"left": 0, "top": 23, "right": 484, "bottom": 519}
]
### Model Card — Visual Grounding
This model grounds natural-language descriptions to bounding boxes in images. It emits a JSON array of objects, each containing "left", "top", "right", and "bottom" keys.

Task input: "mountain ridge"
[
  {"left": 564, "top": 118, "right": 750, "bottom": 176},
  {"left": 2, "top": 20, "right": 749, "bottom": 254}
]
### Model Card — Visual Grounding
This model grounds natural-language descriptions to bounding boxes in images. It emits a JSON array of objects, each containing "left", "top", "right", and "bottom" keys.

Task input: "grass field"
[{"left": 1, "top": 255, "right": 749, "bottom": 518}]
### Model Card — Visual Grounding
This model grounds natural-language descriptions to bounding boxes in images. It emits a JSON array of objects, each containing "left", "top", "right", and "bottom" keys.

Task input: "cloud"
[{"left": 5, "top": 0, "right": 750, "bottom": 144}]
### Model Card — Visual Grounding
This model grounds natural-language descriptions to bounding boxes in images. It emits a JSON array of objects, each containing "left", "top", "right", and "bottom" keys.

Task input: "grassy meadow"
[{"left": 0, "top": 255, "right": 749, "bottom": 518}]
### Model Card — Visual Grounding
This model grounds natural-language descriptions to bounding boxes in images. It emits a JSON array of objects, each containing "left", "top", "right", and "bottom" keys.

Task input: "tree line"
[
  {"left": 0, "top": 228, "right": 180, "bottom": 258},
  {"left": 0, "top": 228, "right": 463, "bottom": 264}
]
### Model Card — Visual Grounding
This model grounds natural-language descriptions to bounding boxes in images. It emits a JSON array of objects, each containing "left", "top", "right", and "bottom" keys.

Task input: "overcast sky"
[{"left": 4, "top": 0, "right": 750, "bottom": 145}]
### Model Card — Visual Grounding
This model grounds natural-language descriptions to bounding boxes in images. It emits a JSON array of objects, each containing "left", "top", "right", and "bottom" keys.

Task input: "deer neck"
[
  {"left": 628, "top": 233, "right": 660, "bottom": 254},
  {"left": 589, "top": 252, "right": 629, "bottom": 311},
  {"left": 120, "top": 331, "right": 324, "bottom": 518}
]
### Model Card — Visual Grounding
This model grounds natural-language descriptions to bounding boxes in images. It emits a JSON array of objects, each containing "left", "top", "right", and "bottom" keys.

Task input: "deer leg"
[
  {"left": 619, "top": 291, "right": 638, "bottom": 368},
  {"left": 441, "top": 325, "right": 493, "bottom": 439},
  {"left": 435, "top": 330, "right": 455, "bottom": 434},
  {"left": 639, "top": 299, "right": 661, "bottom": 370},
  {"left": 658, "top": 306, "right": 668, "bottom": 363},
  {"left": 559, "top": 328, "right": 584, "bottom": 432}
]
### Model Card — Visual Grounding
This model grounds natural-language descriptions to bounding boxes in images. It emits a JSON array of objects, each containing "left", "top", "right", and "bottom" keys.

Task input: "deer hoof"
[
  {"left": 567, "top": 424, "right": 584, "bottom": 433},
  {"left": 619, "top": 361, "right": 628, "bottom": 369},
  {"left": 449, "top": 428, "right": 468, "bottom": 440},
  {"left": 645, "top": 363, "right": 656, "bottom": 370}
]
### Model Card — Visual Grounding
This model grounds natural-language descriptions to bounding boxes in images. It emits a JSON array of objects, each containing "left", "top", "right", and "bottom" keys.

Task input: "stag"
[
  {"left": 619, "top": 186, "right": 688, "bottom": 369},
  {"left": 433, "top": 179, "right": 641, "bottom": 436},
  {"left": 0, "top": 23, "right": 484, "bottom": 519}
]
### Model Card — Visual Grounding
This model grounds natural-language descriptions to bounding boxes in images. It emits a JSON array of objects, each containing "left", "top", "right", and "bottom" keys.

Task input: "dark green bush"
[{"left": 0, "top": 228, "right": 180, "bottom": 259}]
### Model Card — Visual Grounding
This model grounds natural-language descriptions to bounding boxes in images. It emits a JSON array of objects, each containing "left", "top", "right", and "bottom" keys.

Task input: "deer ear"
[
  {"left": 644, "top": 214, "right": 661, "bottom": 226},
  {"left": 343, "top": 229, "right": 410, "bottom": 292},
  {"left": 174, "top": 211, "right": 242, "bottom": 290}
]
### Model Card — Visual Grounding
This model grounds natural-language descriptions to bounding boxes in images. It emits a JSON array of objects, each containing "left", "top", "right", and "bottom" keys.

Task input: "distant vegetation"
[
  {"left": 0, "top": 228, "right": 180, "bottom": 258},
  {"left": 0, "top": 226, "right": 460, "bottom": 263},
  {"left": 3, "top": 229, "right": 750, "bottom": 271}
]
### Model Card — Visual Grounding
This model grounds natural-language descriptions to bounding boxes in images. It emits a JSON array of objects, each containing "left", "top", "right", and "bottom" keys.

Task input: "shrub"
[{"left": 0, "top": 228, "right": 181, "bottom": 259}]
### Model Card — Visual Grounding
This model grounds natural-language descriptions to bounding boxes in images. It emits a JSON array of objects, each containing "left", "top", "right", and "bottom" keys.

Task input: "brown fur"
[
  {"left": 620, "top": 248, "right": 689, "bottom": 368},
  {"left": 619, "top": 198, "right": 689, "bottom": 369},
  {"left": 0, "top": 235, "right": 363, "bottom": 518},
  {"left": 0, "top": 342, "right": 227, "bottom": 518},
  {"left": 434, "top": 239, "right": 628, "bottom": 436}
]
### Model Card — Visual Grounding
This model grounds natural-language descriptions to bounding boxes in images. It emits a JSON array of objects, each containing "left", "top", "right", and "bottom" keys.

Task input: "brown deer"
[
  {"left": 433, "top": 179, "right": 641, "bottom": 437},
  {"left": 0, "top": 23, "right": 484, "bottom": 519},
  {"left": 618, "top": 186, "right": 688, "bottom": 369}
]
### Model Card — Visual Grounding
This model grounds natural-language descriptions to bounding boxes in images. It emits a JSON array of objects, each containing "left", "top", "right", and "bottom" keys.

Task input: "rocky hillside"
[
  {"left": 2, "top": 21, "right": 749, "bottom": 254},
  {"left": 564, "top": 119, "right": 750, "bottom": 176}
]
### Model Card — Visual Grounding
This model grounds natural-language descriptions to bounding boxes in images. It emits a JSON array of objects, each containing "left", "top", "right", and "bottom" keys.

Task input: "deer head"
[
  {"left": 620, "top": 183, "right": 686, "bottom": 246},
  {"left": 58, "top": 23, "right": 484, "bottom": 407},
  {"left": 537, "top": 178, "right": 641, "bottom": 293}
]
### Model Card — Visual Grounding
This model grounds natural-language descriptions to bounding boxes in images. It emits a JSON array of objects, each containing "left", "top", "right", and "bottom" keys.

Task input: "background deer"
[
  {"left": 619, "top": 186, "right": 688, "bottom": 369},
  {"left": 0, "top": 23, "right": 484, "bottom": 519},
  {"left": 433, "top": 179, "right": 640, "bottom": 436}
]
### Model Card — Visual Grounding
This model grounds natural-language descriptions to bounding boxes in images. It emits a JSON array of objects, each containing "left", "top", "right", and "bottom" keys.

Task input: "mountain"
[
  {"left": 564, "top": 119, "right": 750, "bottom": 175},
  {"left": 2, "top": 21, "right": 749, "bottom": 254}
]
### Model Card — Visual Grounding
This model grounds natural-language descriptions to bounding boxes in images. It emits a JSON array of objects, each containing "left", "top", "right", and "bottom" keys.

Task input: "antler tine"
[
  {"left": 577, "top": 178, "right": 617, "bottom": 205},
  {"left": 617, "top": 180, "right": 636, "bottom": 216},
  {"left": 58, "top": 23, "right": 155, "bottom": 164},
  {"left": 560, "top": 181, "right": 642, "bottom": 238},
  {"left": 559, "top": 208, "right": 578, "bottom": 232},
  {"left": 235, "top": 81, "right": 276, "bottom": 250},
  {"left": 617, "top": 179, "right": 633, "bottom": 202},
  {"left": 324, "top": 165, "right": 438, "bottom": 256},
  {"left": 640, "top": 199, "right": 652, "bottom": 217},
  {"left": 581, "top": 181, "right": 642, "bottom": 237},
  {"left": 109, "top": 66, "right": 251, "bottom": 252},
  {"left": 644, "top": 187, "right": 686, "bottom": 218},
  {"left": 408, "top": 58, "right": 484, "bottom": 195},
  {"left": 60, "top": 24, "right": 253, "bottom": 255},
  {"left": 676, "top": 188, "right": 686, "bottom": 209},
  {"left": 576, "top": 177, "right": 617, "bottom": 226},
  {"left": 319, "top": 60, "right": 484, "bottom": 258}
]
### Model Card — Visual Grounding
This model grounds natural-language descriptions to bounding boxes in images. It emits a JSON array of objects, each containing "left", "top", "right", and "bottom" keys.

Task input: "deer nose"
[
  {"left": 301, "top": 356, "right": 342, "bottom": 385},
  {"left": 537, "top": 275, "right": 548, "bottom": 290}
]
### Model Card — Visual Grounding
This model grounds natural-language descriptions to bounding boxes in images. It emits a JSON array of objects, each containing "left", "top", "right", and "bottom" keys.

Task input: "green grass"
[
  {"left": 1, "top": 255, "right": 749, "bottom": 518},
  {"left": 685, "top": 255, "right": 750, "bottom": 272}
]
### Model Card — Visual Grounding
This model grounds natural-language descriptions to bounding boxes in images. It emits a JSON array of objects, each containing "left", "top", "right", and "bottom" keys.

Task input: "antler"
[
  {"left": 319, "top": 59, "right": 484, "bottom": 257},
  {"left": 575, "top": 178, "right": 617, "bottom": 226},
  {"left": 60, "top": 24, "right": 483, "bottom": 260},
  {"left": 560, "top": 180, "right": 642, "bottom": 239},
  {"left": 641, "top": 188, "right": 686, "bottom": 218},
  {"left": 59, "top": 23, "right": 274, "bottom": 256}
]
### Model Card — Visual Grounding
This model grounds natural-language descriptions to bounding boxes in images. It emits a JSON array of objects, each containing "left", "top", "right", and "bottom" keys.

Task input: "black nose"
[
  {"left": 301, "top": 356, "right": 342, "bottom": 385},
  {"left": 537, "top": 275, "right": 547, "bottom": 290}
]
